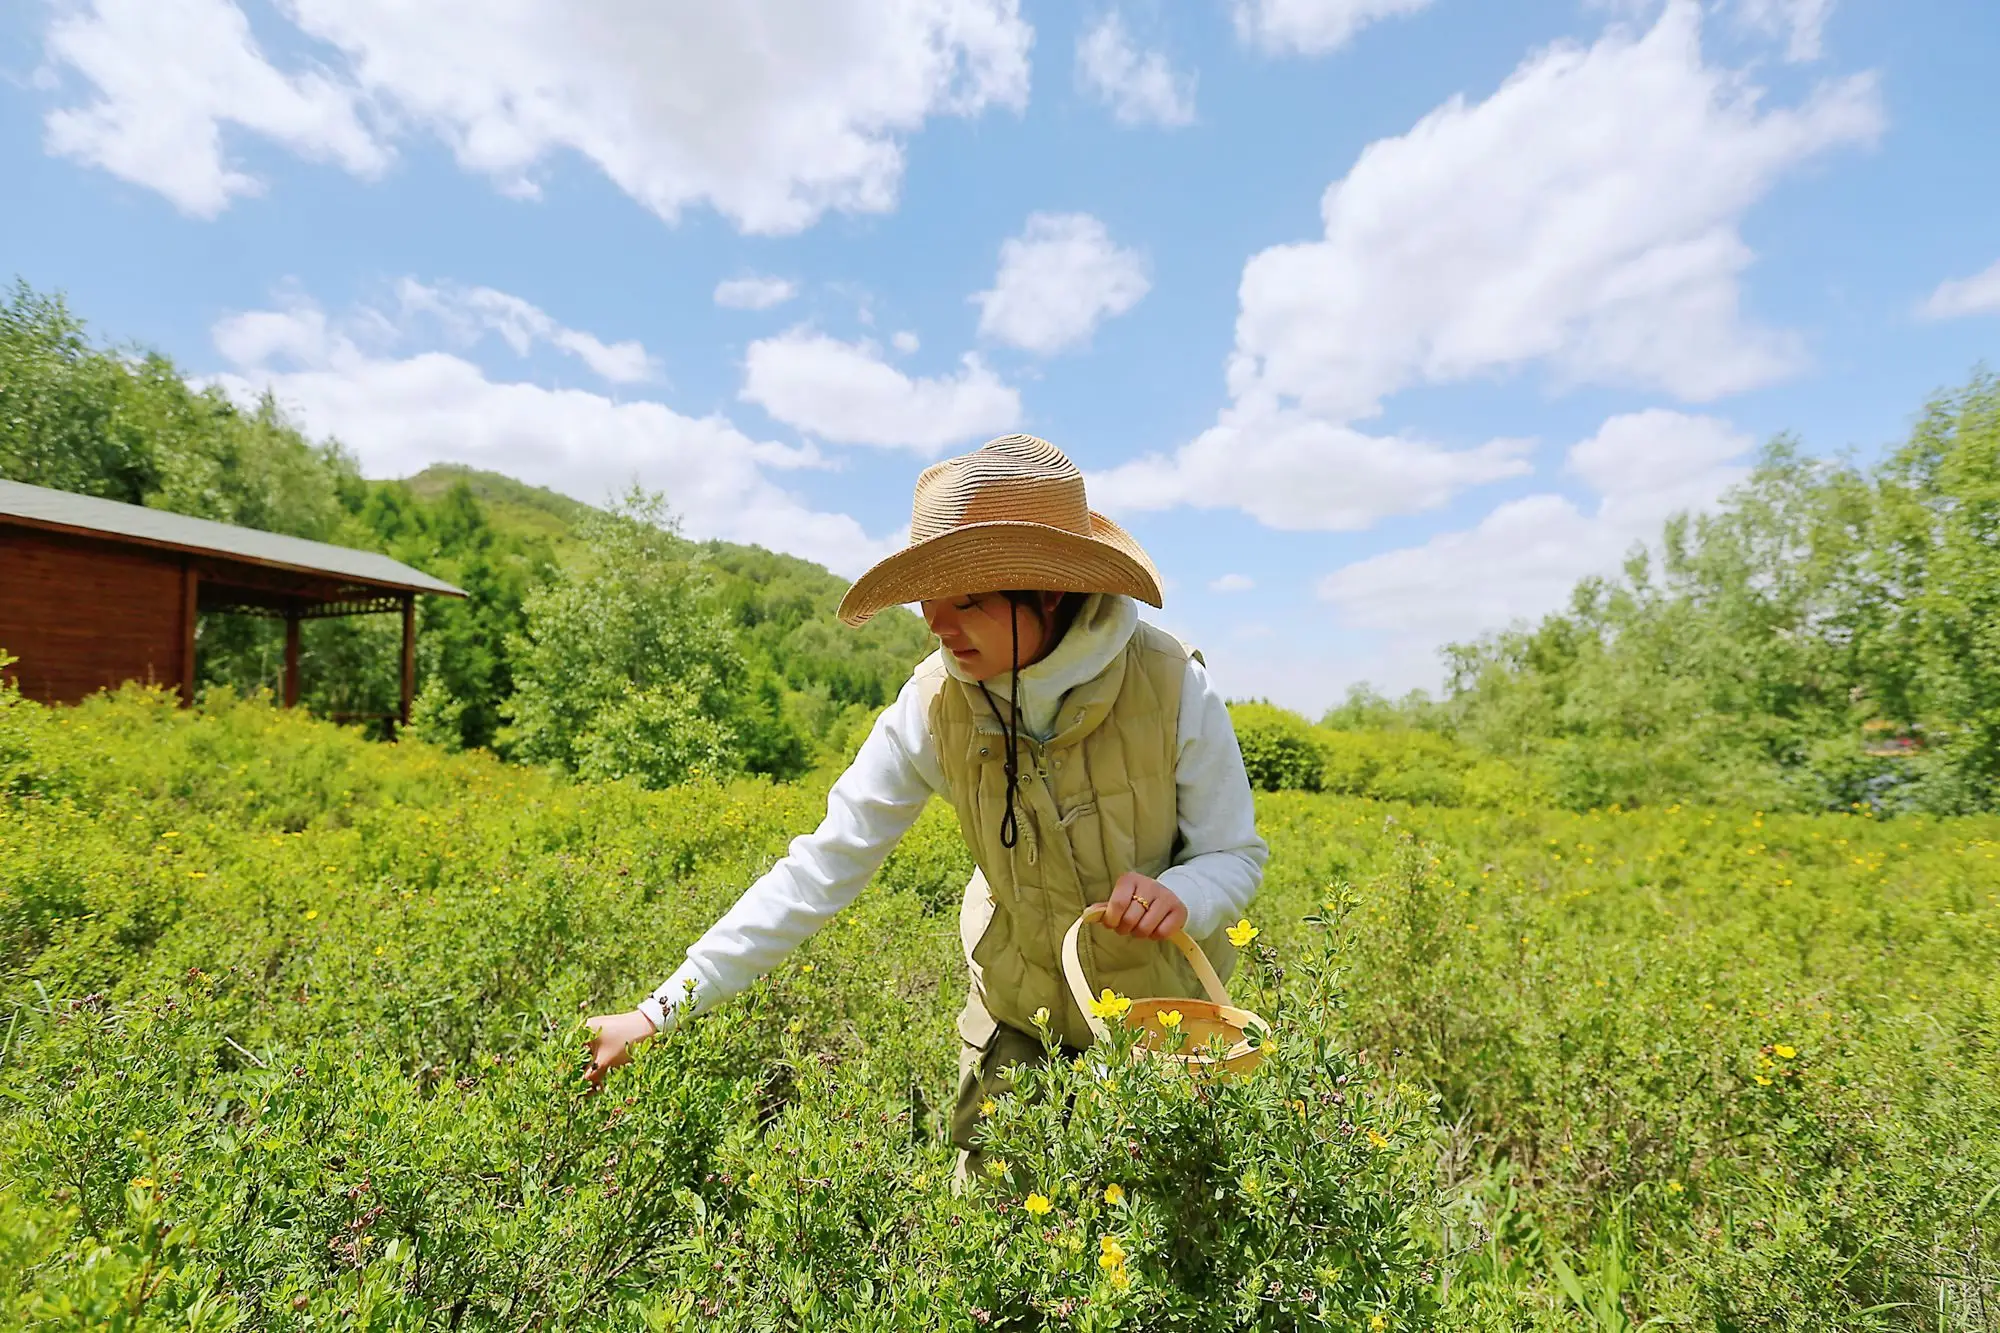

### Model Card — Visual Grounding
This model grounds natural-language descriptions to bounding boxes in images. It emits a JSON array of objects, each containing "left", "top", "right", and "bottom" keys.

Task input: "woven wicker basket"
[{"left": 1059, "top": 902, "right": 1271, "bottom": 1078}]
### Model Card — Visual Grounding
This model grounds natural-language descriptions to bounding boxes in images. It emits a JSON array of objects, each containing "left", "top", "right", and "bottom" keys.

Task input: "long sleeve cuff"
[
  {"left": 638, "top": 963, "right": 709, "bottom": 1036},
  {"left": 1159, "top": 847, "right": 1265, "bottom": 941}
]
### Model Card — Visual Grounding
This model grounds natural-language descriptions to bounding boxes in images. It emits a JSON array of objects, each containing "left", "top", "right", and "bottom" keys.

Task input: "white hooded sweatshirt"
[{"left": 637, "top": 594, "right": 1268, "bottom": 1035}]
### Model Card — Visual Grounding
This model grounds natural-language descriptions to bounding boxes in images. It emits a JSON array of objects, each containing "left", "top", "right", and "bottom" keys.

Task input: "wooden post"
[
  {"left": 179, "top": 562, "right": 199, "bottom": 707},
  {"left": 398, "top": 593, "right": 416, "bottom": 736},
  {"left": 283, "top": 608, "right": 301, "bottom": 708}
]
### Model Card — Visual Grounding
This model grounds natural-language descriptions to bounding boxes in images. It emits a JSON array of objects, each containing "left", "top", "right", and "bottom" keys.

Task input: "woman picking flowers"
[{"left": 584, "top": 433, "right": 1267, "bottom": 1180}]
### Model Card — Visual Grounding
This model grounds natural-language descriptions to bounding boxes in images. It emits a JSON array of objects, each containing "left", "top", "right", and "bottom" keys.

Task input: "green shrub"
[
  {"left": 1234, "top": 715, "right": 1547, "bottom": 809},
  {"left": 1228, "top": 702, "right": 1324, "bottom": 792},
  {"left": 1316, "top": 728, "right": 1479, "bottom": 805}
]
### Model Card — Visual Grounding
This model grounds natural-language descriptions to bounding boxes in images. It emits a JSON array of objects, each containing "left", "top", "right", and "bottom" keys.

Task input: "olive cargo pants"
[{"left": 950, "top": 1019, "right": 1083, "bottom": 1188}]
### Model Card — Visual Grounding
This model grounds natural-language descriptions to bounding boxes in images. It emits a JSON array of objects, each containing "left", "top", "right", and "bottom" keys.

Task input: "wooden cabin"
[{"left": 0, "top": 478, "right": 465, "bottom": 728}]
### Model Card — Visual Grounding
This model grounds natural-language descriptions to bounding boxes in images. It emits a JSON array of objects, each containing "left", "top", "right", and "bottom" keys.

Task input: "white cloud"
[
  {"left": 1227, "top": 1, "right": 1882, "bottom": 424},
  {"left": 1076, "top": 11, "right": 1195, "bottom": 128},
  {"left": 1107, "top": 2, "right": 1874, "bottom": 545},
  {"left": 394, "top": 279, "right": 657, "bottom": 383},
  {"left": 891, "top": 330, "right": 922, "bottom": 354},
  {"left": 1734, "top": 0, "right": 1833, "bottom": 62},
  {"left": 210, "top": 300, "right": 338, "bottom": 368},
  {"left": 714, "top": 276, "right": 800, "bottom": 311},
  {"left": 1564, "top": 406, "right": 1752, "bottom": 497},
  {"left": 740, "top": 330, "right": 1020, "bottom": 451},
  {"left": 1230, "top": 0, "right": 1433, "bottom": 55},
  {"left": 1317, "top": 410, "right": 1754, "bottom": 665},
  {"left": 42, "top": 0, "right": 388, "bottom": 217},
  {"left": 1918, "top": 259, "right": 2000, "bottom": 322},
  {"left": 39, "top": 0, "right": 1032, "bottom": 234},
  {"left": 973, "top": 212, "right": 1150, "bottom": 355},
  {"left": 1209, "top": 573, "right": 1255, "bottom": 592},
  {"left": 1095, "top": 407, "right": 1533, "bottom": 531},
  {"left": 206, "top": 293, "right": 891, "bottom": 576}
]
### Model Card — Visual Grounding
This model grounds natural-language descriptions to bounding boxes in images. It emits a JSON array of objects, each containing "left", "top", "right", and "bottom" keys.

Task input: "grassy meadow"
[{"left": 3, "top": 683, "right": 1998, "bottom": 1329}]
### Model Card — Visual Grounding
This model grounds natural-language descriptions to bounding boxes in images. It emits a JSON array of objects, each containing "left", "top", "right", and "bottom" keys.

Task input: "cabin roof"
[{"left": 0, "top": 479, "right": 465, "bottom": 599}]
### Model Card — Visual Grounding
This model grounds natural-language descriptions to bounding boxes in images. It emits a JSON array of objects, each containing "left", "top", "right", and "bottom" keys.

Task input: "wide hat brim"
[{"left": 837, "top": 512, "right": 1163, "bottom": 627}]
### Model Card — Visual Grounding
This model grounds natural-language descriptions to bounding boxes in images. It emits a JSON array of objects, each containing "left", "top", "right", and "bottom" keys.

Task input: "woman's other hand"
[
  {"left": 583, "top": 1009, "right": 656, "bottom": 1089},
  {"left": 1103, "top": 873, "right": 1187, "bottom": 940}
]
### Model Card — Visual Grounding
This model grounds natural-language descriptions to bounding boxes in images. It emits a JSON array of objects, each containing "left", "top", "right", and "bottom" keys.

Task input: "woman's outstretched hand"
[
  {"left": 1103, "top": 873, "right": 1188, "bottom": 941},
  {"left": 583, "top": 1009, "right": 656, "bottom": 1090}
]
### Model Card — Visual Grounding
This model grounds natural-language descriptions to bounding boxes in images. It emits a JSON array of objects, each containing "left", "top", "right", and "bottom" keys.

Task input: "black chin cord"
[{"left": 975, "top": 609, "right": 1021, "bottom": 850}]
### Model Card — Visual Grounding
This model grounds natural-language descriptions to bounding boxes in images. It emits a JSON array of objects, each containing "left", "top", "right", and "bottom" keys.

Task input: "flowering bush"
[
  {"left": 963, "top": 918, "right": 1443, "bottom": 1329},
  {"left": 1, "top": 682, "right": 1996, "bottom": 1327}
]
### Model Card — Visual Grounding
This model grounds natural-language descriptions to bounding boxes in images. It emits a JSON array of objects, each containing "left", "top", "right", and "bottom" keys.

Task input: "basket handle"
[{"left": 1060, "top": 902, "right": 1235, "bottom": 1044}]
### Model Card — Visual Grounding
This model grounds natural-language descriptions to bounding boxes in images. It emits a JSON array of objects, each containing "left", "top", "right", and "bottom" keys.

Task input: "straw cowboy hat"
[{"left": 837, "top": 433, "right": 1165, "bottom": 627}]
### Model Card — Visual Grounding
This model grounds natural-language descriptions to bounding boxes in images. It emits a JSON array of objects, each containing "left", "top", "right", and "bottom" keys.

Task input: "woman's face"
[{"left": 920, "top": 591, "right": 1065, "bottom": 682}]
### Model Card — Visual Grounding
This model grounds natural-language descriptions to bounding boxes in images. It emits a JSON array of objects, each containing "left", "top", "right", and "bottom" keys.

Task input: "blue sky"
[{"left": 6, "top": 0, "right": 1998, "bottom": 713}]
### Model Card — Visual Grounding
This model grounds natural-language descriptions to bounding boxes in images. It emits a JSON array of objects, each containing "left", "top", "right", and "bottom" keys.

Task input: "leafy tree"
[
  {"left": 1319, "top": 683, "right": 1444, "bottom": 733},
  {"left": 0, "top": 282, "right": 157, "bottom": 502},
  {"left": 0, "top": 279, "right": 354, "bottom": 536},
  {"left": 1869, "top": 372, "right": 2000, "bottom": 808},
  {"left": 500, "top": 491, "right": 751, "bottom": 787},
  {"left": 1414, "top": 387, "right": 2000, "bottom": 812},
  {"left": 349, "top": 479, "right": 554, "bottom": 751}
]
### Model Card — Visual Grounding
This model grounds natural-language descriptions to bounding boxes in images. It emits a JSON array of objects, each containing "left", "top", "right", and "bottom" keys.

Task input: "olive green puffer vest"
[{"left": 916, "top": 620, "right": 1238, "bottom": 1051}]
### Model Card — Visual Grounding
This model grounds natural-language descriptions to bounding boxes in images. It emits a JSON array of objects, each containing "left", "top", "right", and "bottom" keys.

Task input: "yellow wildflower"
[
  {"left": 1226, "top": 918, "right": 1260, "bottom": 947},
  {"left": 1370, "top": 1316, "right": 1388, "bottom": 1332},
  {"left": 1666, "top": 1180, "right": 1684, "bottom": 1194},
  {"left": 1023, "top": 1193, "right": 1052, "bottom": 1216},
  {"left": 1098, "top": 1235, "right": 1128, "bottom": 1269},
  {"left": 1157, "top": 1010, "right": 1183, "bottom": 1031},
  {"left": 1103, "top": 1183, "right": 1125, "bottom": 1205},
  {"left": 1109, "top": 1267, "right": 1131, "bottom": 1292},
  {"left": 1367, "top": 1129, "right": 1391, "bottom": 1149},
  {"left": 1032, "top": 1006, "right": 1051, "bottom": 1028},
  {"left": 985, "top": 1159, "right": 1007, "bottom": 1178},
  {"left": 1754, "top": 1075, "right": 1772, "bottom": 1086},
  {"left": 800, "top": 963, "right": 814, "bottom": 974},
  {"left": 1773, "top": 1044, "right": 1797, "bottom": 1060},
  {"left": 1089, "top": 989, "right": 1132, "bottom": 1020},
  {"left": 129, "top": 1176, "right": 155, "bottom": 1190},
  {"left": 981, "top": 1098, "right": 998, "bottom": 1117},
  {"left": 304, "top": 910, "right": 318, "bottom": 921}
]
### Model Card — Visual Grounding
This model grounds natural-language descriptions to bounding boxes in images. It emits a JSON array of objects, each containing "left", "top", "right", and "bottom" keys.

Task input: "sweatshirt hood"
[{"left": 941, "top": 592, "right": 1138, "bottom": 742}]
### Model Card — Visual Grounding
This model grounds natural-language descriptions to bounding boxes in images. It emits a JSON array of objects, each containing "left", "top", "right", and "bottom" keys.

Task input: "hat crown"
[{"left": 910, "top": 434, "right": 1090, "bottom": 543}]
